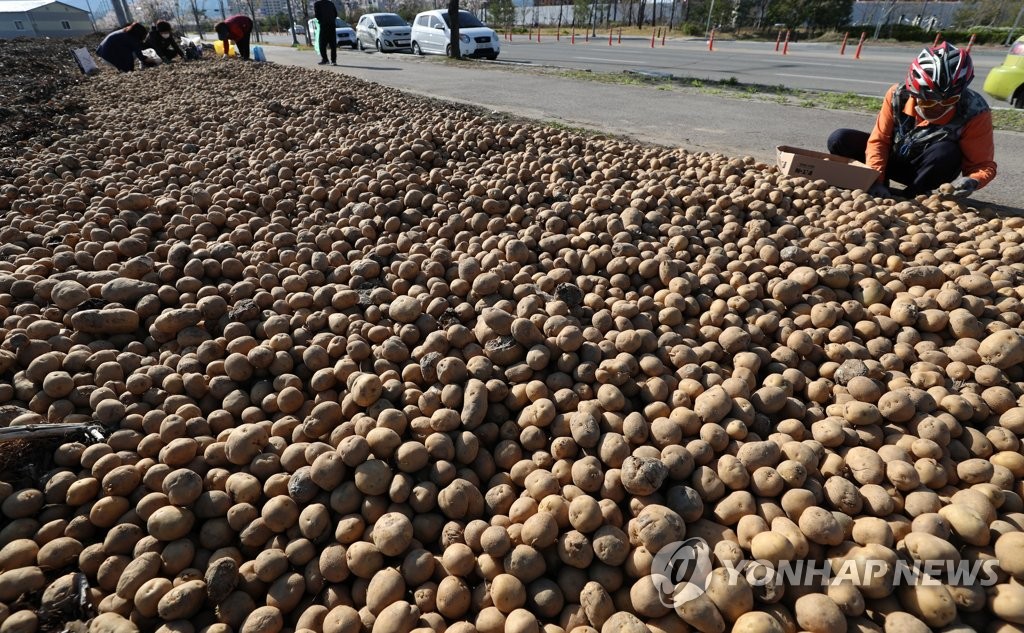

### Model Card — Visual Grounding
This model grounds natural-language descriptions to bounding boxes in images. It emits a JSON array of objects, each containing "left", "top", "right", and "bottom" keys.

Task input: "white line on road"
[
  {"left": 573, "top": 56, "right": 633, "bottom": 63},
  {"left": 774, "top": 73, "right": 893, "bottom": 86}
]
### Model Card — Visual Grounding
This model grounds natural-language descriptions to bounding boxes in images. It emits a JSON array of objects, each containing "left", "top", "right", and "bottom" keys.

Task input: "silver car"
[{"left": 356, "top": 13, "right": 412, "bottom": 53}]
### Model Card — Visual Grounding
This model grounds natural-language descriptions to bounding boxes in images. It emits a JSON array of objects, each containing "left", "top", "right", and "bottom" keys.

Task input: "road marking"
[
  {"left": 775, "top": 73, "right": 892, "bottom": 86},
  {"left": 574, "top": 56, "right": 632, "bottom": 63}
]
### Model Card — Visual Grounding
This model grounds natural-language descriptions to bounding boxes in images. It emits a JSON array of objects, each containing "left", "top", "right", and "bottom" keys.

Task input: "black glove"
[
  {"left": 949, "top": 176, "right": 978, "bottom": 199},
  {"left": 868, "top": 183, "right": 891, "bottom": 199}
]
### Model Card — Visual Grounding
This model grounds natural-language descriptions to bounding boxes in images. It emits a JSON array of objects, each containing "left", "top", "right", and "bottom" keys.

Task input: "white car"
[
  {"left": 307, "top": 17, "right": 358, "bottom": 49},
  {"left": 356, "top": 13, "right": 412, "bottom": 52},
  {"left": 409, "top": 9, "right": 499, "bottom": 60}
]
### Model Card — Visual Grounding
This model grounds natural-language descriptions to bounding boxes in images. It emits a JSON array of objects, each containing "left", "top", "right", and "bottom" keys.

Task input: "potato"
[
  {"left": 115, "top": 551, "right": 162, "bottom": 599},
  {"left": 0, "top": 566, "right": 45, "bottom": 602},
  {"left": 704, "top": 567, "right": 752, "bottom": 622},
  {"left": 995, "top": 532, "right": 1024, "bottom": 580},
  {"left": 731, "top": 612, "right": 784, "bottom": 633},
  {"left": 937, "top": 504, "right": 989, "bottom": 546},
  {"left": 798, "top": 507, "right": 844, "bottom": 546},
  {"left": 0, "top": 540, "right": 38, "bottom": 573},
  {"left": 240, "top": 606, "right": 284, "bottom": 633},
  {"left": 631, "top": 505, "right": 685, "bottom": 554},
  {"left": 574, "top": 581, "right": 612, "bottom": 629},
  {"left": 881, "top": 612, "right": 931, "bottom": 633},
  {"left": 897, "top": 583, "right": 956, "bottom": 627},
  {"left": 674, "top": 591, "right": 725, "bottom": 633},
  {"left": 88, "top": 613, "right": 139, "bottom": 633},
  {"left": 157, "top": 579, "right": 207, "bottom": 620},
  {"left": 366, "top": 568, "right": 406, "bottom": 615},
  {"left": 794, "top": 594, "right": 846, "bottom": 633},
  {"left": 372, "top": 601, "right": 420, "bottom": 633},
  {"left": 978, "top": 330, "right": 1024, "bottom": 369},
  {"left": 599, "top": 612, "right": 650, "bottom": 633}
]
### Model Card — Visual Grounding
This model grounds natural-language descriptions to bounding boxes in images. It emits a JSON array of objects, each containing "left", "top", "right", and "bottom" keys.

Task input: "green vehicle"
[{"left": 983, "top": 36, "right": 1024, "bottom": 108}]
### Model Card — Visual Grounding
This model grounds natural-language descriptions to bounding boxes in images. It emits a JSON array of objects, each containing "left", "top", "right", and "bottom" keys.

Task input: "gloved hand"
[
  {"left": 949, "top": 176, "right": 978, "bottom": 199},
  {"left": 868, "top": 183, "right": 891, "bottom": 198}
]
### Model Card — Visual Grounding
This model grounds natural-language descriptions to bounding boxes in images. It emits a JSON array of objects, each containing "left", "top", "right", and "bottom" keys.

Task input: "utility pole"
[
  {"left": 83, "top": 0, "right": 98, "bottom": 30},
  {"left": 285, "top": 0, "right": 298, "bottom": 43},
  {"left": 111, "top": 0, "right": 127, "bottom": 25},
  {"left": 704, "top": 0, "right": 714, "bottom": 36}
]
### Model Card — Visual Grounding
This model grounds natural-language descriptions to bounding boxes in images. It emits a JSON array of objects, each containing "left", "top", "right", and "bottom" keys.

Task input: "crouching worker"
[
  {"left": 97, "top": 23, "right": 157, "bottom": 72},
  {"left": 214, "top": 15, "right": 254, "bottom": 61},
  {"left": 145, "top": 20, "right": 186, "bottom": 63},
  {"left": 827, "top": 42, "right": 996, "bottom": 199}
]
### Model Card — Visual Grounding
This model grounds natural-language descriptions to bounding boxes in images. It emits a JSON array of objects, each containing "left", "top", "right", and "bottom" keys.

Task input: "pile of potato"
[{"left": 1, "top": 58, "right": 1024, "bottom": 633}]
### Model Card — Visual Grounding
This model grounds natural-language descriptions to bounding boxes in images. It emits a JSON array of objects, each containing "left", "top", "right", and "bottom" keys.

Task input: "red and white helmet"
[{"left": 905, "top": 42, "right": 974, "bottom": 100}]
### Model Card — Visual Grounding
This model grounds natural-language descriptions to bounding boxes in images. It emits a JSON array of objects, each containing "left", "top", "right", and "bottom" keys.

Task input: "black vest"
[{"left": 890, "top": 86, "right": 989, "bottom": 160}]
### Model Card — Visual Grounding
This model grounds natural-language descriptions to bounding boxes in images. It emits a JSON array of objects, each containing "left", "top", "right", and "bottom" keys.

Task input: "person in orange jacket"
[
  {"left": 214, "top": 14, "right": 254, "bottom": 60},
  {"left": 827, "top": 42, "right": 996, "bottom": 199}
]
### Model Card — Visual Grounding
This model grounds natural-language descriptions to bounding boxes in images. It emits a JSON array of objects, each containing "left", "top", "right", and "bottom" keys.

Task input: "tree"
[
  {"left": 448, "top": 0, "right": 461, "bottom": 56},
  {"left": 187, "top": 0, "right": 205, "bottom": 36},
  {"left": 574, "top": 0, "right": 593, "bottom": 26},
  {"left": 490, "top": 0, "right": 515, "bottom": 29},
  {"left": 136, "top": 0, "right": 177, "bottom": 23},
  {"left": 767, "top": 0, "right": 851, "bottom": 33},
  {"left": 752, "top": 0, "right": 770, "bottom": 28},
  {"left": 956, "top": 0, "right": 1016, "bottom": 26}
]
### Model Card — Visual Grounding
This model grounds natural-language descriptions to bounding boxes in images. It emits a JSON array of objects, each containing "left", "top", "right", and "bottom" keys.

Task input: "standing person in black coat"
[
  {"left": 96, "top": 22, "right": 156, "bottom": 72},
  {"left": 314, "top": 0, "right": 338, "bottom": 65},
  {"left": 144, "top": 20, "right": 186, "bottom": 63}
]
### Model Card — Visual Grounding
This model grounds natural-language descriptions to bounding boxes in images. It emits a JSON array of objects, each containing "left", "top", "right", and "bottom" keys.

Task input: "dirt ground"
[{"left": 0, "top": 34, "right": 102, "bottom": 157}]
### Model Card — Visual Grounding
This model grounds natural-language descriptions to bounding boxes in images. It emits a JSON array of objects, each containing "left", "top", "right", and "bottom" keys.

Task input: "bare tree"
[
  {"left": 235, "top": 0, "right": 263, "bottom": 42},
  {"left": 753, "top": 0, "right": 769, "bottom": 28},
  {"left": 136, "top": 0, "right": 177, "bottom": 23},
  {"left": 187, "top": 0, "right": 204, "bottom": 36},
  {"left": 872, "top": 0, "right": 898, "bottom": 38}
]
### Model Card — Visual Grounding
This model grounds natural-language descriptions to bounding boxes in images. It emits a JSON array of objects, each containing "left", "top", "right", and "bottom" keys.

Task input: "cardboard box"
[{"left": 776, "top": 146, "right": 880, "bottom": 191}]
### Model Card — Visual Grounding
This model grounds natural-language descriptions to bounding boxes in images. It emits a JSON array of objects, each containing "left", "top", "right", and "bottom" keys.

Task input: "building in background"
[{"left": 0, "top": 0, "right": 94, "bottom": 37}]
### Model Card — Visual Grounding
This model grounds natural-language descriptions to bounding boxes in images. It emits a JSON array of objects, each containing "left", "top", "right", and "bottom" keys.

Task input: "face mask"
[
  {"left": 915, "top": 104, "right": 954, "bottom": 122},
  {"left": 161, "top": 32, "right": 171, "bottom": 38}
]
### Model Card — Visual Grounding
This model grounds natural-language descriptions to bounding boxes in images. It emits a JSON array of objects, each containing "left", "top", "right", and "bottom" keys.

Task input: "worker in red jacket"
[
  {"left": 214, "top": 14, "right": 254, "bottom": 60},
  {"left": 826, "top": 42, "right": 996, "bottom": 199}
]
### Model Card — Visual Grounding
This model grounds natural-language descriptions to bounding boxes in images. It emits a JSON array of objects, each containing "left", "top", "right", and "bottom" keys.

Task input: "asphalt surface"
[{"left": 249, "top": 38, "right": 1023, "bottom": 211}]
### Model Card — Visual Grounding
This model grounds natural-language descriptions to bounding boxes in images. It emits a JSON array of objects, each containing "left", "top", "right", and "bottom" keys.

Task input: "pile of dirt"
[{"left": 0, "top": 34, "right": 102, "bottom": 157}]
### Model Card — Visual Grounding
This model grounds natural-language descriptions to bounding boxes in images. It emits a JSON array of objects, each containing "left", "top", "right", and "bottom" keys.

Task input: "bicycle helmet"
[{"left": 905, "top": 42, "right": 974, "bottom": 100}]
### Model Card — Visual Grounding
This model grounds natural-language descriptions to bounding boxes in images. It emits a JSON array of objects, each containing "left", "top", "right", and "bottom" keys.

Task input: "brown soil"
[{"left": 0, "top": 35, "right": 102, "bottom": 157}]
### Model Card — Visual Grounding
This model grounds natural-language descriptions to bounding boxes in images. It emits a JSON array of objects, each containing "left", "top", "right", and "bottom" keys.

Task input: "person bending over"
[
  {"left": 215, "top": 15, "right": 254, "bottom": 61},
  {"left": 97, "top": 23, "right": 156, "bottom": 72}
]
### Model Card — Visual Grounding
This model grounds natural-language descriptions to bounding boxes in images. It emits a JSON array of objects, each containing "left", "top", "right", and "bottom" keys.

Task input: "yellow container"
[{"left": 213, "top": 40, "right": 236, "bottom": 56}]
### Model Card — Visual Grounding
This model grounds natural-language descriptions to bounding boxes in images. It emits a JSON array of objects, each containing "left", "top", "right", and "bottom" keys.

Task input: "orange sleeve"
[
  {"left": 865, "top": 84, "right": 898, "bottom": 184},
  {"left": 959, "top": 110, "right": 997, "bottom": 188}
]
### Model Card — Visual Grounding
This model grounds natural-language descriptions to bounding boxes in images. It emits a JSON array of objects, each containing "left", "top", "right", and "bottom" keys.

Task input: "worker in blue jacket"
[{"left": 97, "top": 23, "right": 157, "bottom": 72}]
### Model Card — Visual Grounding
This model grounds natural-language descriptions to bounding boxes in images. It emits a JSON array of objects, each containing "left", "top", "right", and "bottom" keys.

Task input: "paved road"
[
  {"left": 249, "top": 42, "right": 1023, "bottom": 211},
  {"left": 256, "top": 32, "right": 1013, "bottom": 106}
]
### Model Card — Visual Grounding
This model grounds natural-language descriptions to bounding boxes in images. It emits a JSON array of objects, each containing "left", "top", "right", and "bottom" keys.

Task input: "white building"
[{"left": 0, "top": 0, "right": 94, "bottom": 37}]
